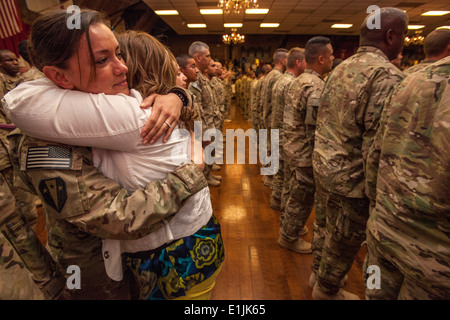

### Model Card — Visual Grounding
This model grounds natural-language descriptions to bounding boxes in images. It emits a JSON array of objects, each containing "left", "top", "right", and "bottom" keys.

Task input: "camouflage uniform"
[
  {"left": 235, "top": 77, "right": 243, "bottom": 112},
  {"left": 403, "top": 60, "right": 436, "bottom": 76},
  {"left": 260, "top": 68, "right": 284, "bottom": 131},
  {"left": 0, "top": 127, "right": 65, "bottom": 300},
  {"left": 364, "top": 56, "right": 450, "bottom": 299},
  {"left": 211, "top": 76, "right": 225, "bottom": 132},
  {"left": 7, "top": 130, "right": 208, "bottom": 300},
  {"left": 270, "top": 71, "right": 296, "bottom": 207},
  {"left": 280, "top": 70, "right": 324, "bottom": 246},
  {"left": 250, "top": 78, "right": 260, "bottom": 129},
  {"left": 312, "top": 46, "right": 404, "bottom": 295},
  {"left": 223, "top": 77, "right": 232, "bottom": 121},
  {"left": 253, "top": 76, "right": 265, "bottom": 131}
]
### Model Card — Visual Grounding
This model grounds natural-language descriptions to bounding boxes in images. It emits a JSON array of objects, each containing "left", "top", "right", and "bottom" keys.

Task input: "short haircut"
[
  {"left": 273, "top": 48, "right": 288, "bottom": 64},
  {"left": 176, "top": 54, "right": 193, "bottom": 68},
  {"left": 18, "top": 40, "right": 30, "bottom": 63},
  {"left": 360, "top": 7, "right": 408, "bottom": 44},
  {"left": 261, "top": 64, "right": 271, "bottom": 74},
  {"left": 305, "top": 36, "right": 331, "bottom": 64},
  {"left": 0, "top": 49, "right": 12, "bottom": 61},
  {"left": 188, "top": 41, "right": 209, "bottom": 56},
  {"left": 424, "top": 29, "right": 450, "bottom": 58},
  {"left": 287, "top": 47, "right": 305, "bottom": 68}
]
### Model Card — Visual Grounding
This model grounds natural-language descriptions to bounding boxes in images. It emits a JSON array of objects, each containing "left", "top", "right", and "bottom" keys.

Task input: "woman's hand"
[{"left": 140, "top": 93, "right": 182, "bottom": 144}]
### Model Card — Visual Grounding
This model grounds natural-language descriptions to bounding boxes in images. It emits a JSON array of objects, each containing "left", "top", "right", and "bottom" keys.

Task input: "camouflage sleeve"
[
  {"left": 201, "top": 87, "right": 216, "bottom": 131},
  {"left": 361, "top": 70, "right": 402, "bottom": 169},
  {"left": 0, "top": 172, "right": 65, "bottom": 300}
]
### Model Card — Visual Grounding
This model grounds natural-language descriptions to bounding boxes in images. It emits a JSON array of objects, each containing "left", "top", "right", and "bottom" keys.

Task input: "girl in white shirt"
[{"left": 4, "top": 15, "right": 223, "bottom": 300}]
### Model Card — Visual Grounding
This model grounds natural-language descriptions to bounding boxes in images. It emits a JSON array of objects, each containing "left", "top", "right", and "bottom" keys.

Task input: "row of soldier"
[{"left": 234, "top": 7, "right": 449, "bottom": 300}]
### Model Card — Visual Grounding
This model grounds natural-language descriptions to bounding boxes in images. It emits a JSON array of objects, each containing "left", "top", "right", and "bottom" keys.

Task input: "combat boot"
[
  {"left": 308, "top": 272, "right": 348, "bottom": 289},
  {"left": 278, "top": 236, "right": 312, "bottom": 254},
  {"left": 210, "top": 173, "right": 222, "bottom": 181},
  {"left": 211, "top": 163, "right": 221, "bottom": 171},
  {"left": 311, "top": 283, "right": 360, "bottom": 300},
  {"left": 298, "top": 226, "right": 308, "bottom": 236},
  {"left": 207, "top": 175, "right": 221, "bottom": 187}
]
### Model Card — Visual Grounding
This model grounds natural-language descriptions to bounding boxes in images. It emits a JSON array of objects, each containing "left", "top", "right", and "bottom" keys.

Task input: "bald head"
[{"left": 360, "top": 7, "right": 409, "bottom": 60}]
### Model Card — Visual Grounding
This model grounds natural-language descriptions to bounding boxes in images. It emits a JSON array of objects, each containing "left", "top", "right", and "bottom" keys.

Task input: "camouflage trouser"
[
  {"left": 316, "top": 191, "right": 369, "bottom": 295},
  {"left": 280, "top": 162, "right": 291, "bottom": 216},
  {"left": 279, "top": 166, "right": 315, "bottom": 242},
  {"left": 270, "top": 151, "right": 285, "bottom": 201},
  {"left": 363, "top": 227, "right": 450, "bottom": 300},
  {"left": 311, "top": 184, "right": 327, "bottom": 274}
]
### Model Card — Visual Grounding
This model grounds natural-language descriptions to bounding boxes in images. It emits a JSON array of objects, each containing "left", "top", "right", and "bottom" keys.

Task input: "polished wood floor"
[{"left": 35, "top": 100, "right": 366, "bottom": 300}]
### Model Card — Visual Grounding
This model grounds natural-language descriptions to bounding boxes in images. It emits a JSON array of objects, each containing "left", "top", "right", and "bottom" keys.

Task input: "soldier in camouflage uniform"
[
  {"left": 269, "top": 48, "right": 306, "bottom": 211},
  {"left": 253, "top": 65, "right": 271, "bottom": 131},
  {"left": 3, "top": 10, "right": 209, "bottom": 300},
  {"left": 259, "top": 49, "right": 288, "bottom": 185},
  {"left": 364, "top": 56, "right": 450, "bottom": 299},
  {"left": 279, "top": 40, "right": 333, "bottom": 256},
  {"left": 403, "top": 29, "right": 450, "bottom": 76},
  {"left": 311, "top": 8, "right": 408, "bottom": 300},
  {"left": 1, "top": 125, "right": 65, "bottom": 300},
  {"left": 188, "top": 42, "right": 221, "bottom": 187}
]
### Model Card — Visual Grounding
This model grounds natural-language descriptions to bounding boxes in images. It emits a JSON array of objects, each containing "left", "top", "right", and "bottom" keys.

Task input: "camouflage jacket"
[
  {"left": 188, "top": 72, "right": 217, "bottom": 131},
  {"left": 313, "top": 46, "right": 404, "bottom": 198},
  {"left": 260, "top": 68, "right": 284, "bottom": 129},
  {"left": 366, "top": 56, "right": 450, "bottom": 285},
  {"left": 211, "top": 77, "right": 225, "bottom": 115},
  {"left": 272, "top": 71, "right": 296, "bottom": 134},
  {"left": 7, "top": 131, "right": 207, "bottom": 296},
  {"left": 284, "top": 69, "right": 324, "bottom": 171},
  {"left": 403, "top": 60, "right": 437, "bottom": 76}
]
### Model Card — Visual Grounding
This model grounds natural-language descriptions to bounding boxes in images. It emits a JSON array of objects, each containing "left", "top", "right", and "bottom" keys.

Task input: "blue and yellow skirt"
[{"left": 125, "top": 214, "right": 224, "bottom": 300}]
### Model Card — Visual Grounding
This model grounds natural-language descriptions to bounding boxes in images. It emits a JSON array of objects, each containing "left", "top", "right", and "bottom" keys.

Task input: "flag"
[
  {"left": 0, "top": 0, "right": 23, "bottom": 39},
  {"left": 26, "top": 146, "right": 72, "bottom": 170}
]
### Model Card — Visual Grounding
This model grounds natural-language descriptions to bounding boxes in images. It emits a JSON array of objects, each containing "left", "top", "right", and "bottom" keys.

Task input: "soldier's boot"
[
  {"left": 312, "top": 283, "right": 360, "bottom": 300},
  {"left": 269, "top": 194, "right": 281, "bottom": 210},
  {"left": 278, "top": 236, "right": 312, "bottom": 254},
  {"left": 210, "top": 173, "right": 222, "bottom": 181},
  {"left": 207, "top": 174, "right": 221, "bottom": 187},
  {"left": 308, "top": 272, "right": 348, "bottom": 289},
  {"left": 298, "top": 226, "right": 308, "bottom": 236},
  {"left": 211, "top": 163, "right": 221, "bottom": 171}
]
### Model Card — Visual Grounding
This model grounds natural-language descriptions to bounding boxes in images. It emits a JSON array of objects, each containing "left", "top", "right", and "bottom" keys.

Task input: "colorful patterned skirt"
[{"left": 124, "top": 214, "right": 224, "bottom": 300}]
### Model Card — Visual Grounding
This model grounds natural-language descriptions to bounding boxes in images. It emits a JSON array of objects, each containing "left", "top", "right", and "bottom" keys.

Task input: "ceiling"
[{"left": 141, "top": 0, "right": 449, "bottom": 36}]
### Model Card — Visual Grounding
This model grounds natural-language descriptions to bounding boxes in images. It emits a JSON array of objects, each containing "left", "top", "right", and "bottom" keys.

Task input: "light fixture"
[
  {"left": 218, "top": 0, "right": 259, "bottom": 14},
  {"left": 405, "top": 30, "right": 425, "bottom": 46},
  {"left": 200, "top": 9, "right": 223, "bottom": 15},
  {"left": 224, "top": 23, "right": 243, "bottom": 28},
  {"left": 223, "top": 28, "right": 245, "bottom": 45},
  {"left": 421, "top": 11, "right": 450, "bottom": 16},
  {"left": 437, "top": 26, "right": 450, "bottom": 29},
  {"left": 246, "top": 8, "right": 269, "bottom": 14},
  {"left": 155, "top": 10, "right": 178, "bottom": 15},
  {"left": 187, "top": 24, "right": 207, "bottom": 28},
  {"left": 408, "top": 25, "right": 425, "bottom": 30},
  {"left": 331, "top": 24, "right": 353, "bottom": 29},
  {"left": 260, "top": 23, "right": 279, "bottom": 28}
]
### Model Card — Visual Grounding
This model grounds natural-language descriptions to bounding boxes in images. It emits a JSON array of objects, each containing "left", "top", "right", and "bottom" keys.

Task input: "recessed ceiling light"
[
  {"left": 155, "top": 10, "right": 178, "bottom": 15},
  {"left": 187, "top": 24, "right": 207, "bottom": 28},
  {"left": 421, "top": 11, "right": 450, "bottom": 16},
  {"left": 224, "top": 23, "right": 243, "bottom": 28},
  {"left": 260, "top": 23, "right": 279, "bottom": 28},
  {"left": 408, "top": 25, "right": 425, "bottom": 30},
  {"left": 331, "top": 24, "right": 353, "bottom": 28},
  {"left": 246, "top": 9, "right": 269, "bottom": 14},
  {"left": 200, "top": 9, "right": 223, "bottom": 15}
]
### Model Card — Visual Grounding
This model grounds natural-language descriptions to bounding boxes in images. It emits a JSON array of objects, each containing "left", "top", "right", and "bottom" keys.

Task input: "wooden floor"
[
  {"left": 208, "top": 101, "right": 367, "bottom": 300},
  {"left": 35, "top": 100, "right": 367, "bottom": 300}
]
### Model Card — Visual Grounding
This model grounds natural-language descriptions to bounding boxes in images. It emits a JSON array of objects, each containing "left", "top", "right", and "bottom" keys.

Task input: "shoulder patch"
[
  {"left": 26, "top": 146, "right": 72, "bottom": 170},
  {"left": 39, "top": 177, "right": 67, "bottom": 212}
]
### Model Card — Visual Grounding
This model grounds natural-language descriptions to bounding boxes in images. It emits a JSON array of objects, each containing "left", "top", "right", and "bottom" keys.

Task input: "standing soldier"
[
  {"left": 253, "top": 64, "right": 271, "bottom": 131},
  {"left": 364, "top": 55, "right": 450, "bottom": 299},
  {"left": 259, "top": 49, "right": 288, "bottom": 186},
  {"left": 312, "top": 7, "right": 408, "bottom": 300},
  {"left": 270, "top": 48, "right": 306, "bottom": 211}
]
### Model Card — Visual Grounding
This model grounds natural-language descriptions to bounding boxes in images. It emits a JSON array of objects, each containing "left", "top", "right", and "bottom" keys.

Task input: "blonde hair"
[{"left": 117, "top": 30, "right": 197, "bottom": 130}]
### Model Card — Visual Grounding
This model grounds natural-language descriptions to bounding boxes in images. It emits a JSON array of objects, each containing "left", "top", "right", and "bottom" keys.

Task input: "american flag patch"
[{"left": 26, "top": 146, "right": 72, "bottom": 170}]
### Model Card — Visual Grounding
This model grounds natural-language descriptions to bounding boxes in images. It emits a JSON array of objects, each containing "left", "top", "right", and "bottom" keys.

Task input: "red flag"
[{"left": 0, "top": 0, "right": 23, "bottom": 39}]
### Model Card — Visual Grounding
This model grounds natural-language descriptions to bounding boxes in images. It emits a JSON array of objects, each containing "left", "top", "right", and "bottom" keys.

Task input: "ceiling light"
[
  {"left": 408, "top": 25, "right": 425, "bottom": 30},
  {"left": 437, "top": 26, "right": 450, "bottom": 29},
  {"left": 260, "top": 23, "right": 279, "bottom": 28},
  {"left": 187, "top": 24, "right": 207, "bottom": 28},
  {"left": 200, "top": 9, "right": 223, "bottom": 14},
  {"left": 224, "top": 23, "right": 243, "bottom": 28},
  {"left": 155, "top": 10, "right": 178, "bottom": 15},
  {"left": 331, "top": 24, "right": 353, "bottom": 28},
  {"left": 218, "top": 0, "right": 259, "bottom": 15},
  {"left": 246, "top": 8, "right": 269, "bottom": 14},
  {"left": 421, "top": 11, "right": 450, "bottom": 16},
  {"left": 223, "top": 28, "right": 245, "bottom": 45}
]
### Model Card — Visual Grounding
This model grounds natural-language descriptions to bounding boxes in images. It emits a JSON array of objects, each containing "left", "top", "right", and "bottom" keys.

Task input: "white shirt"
[{"left": 3, "top": 78, "right": 212, "bottom": 281}]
